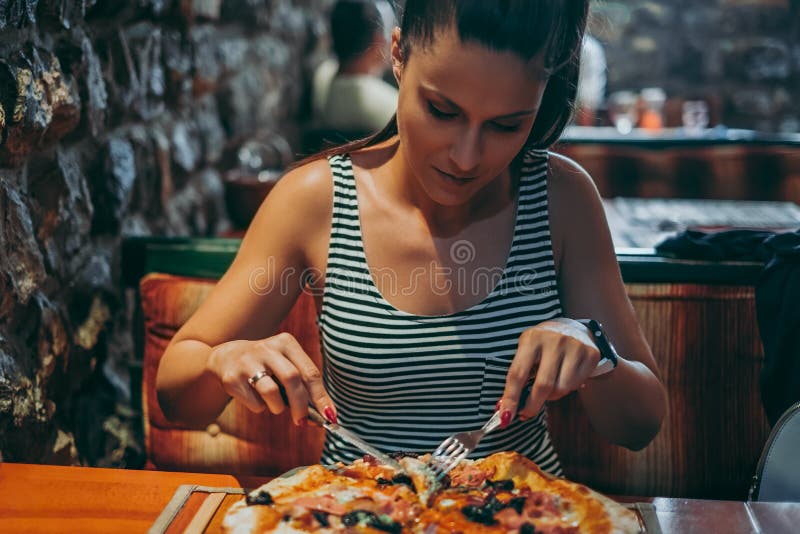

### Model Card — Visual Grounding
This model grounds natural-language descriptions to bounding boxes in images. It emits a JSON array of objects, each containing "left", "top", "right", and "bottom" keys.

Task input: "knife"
[
  {"left": 306, "top": 405, "right": 406, "bottom": 472},
  {"left": 270, "top": 378, "right": 403, "bottom": 470}
]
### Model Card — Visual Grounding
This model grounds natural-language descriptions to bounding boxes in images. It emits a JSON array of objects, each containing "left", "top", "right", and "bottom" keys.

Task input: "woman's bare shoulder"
[
  {"left": 547, "top": 151, "right": 600, "bottom": 203},
  {"left": 241, "top": 156, "right": 334, "bottom": 258},
  {"left": 261, "top": 157, "right": 333, "bottom": 222},
  {"left": 546, "top": 151, "right": 607, "bottom": 269}
]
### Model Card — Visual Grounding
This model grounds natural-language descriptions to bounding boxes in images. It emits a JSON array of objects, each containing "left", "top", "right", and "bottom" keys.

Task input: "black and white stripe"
[{"left": 318, "top": 151, "right": 563, "bottom": 476}]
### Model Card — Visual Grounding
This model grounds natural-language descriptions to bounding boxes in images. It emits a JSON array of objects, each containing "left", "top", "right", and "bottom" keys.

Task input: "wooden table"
[
  {"left": 2, "top": 462, "right": 799, "bottom": 533},
  {"left": 0, "top": 462, "right": 267, "bottom": 533}
]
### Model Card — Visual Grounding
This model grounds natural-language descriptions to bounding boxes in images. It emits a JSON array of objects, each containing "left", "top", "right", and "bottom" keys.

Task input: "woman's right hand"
[{"left": 206, "top": 332, "right": 336, "bottom": 426}]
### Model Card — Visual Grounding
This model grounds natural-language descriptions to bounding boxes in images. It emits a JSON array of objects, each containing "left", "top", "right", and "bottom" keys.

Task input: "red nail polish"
[
  {"left": 323, "top": 406, "right": 338, "bottom": 424},
  {"left": 500, "top": 410, "right": 512, "bottom": 429},
  {"left": 297, "top": 417, "right": 308, "bottom": 427},
  {"left": 495, "top": 400, "right": 502, "bottom": 411}
]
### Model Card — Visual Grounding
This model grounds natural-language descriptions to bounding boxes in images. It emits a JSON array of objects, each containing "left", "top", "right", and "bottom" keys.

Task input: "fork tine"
[
  {"left": 434, "top": 451, "right": 468, "bottom": 480},
  {"left": 442, "top": 440, "right": 463, "bottom": 457},
  {"left": 432, "top": 438, "right": 455, "bottom": 458}
]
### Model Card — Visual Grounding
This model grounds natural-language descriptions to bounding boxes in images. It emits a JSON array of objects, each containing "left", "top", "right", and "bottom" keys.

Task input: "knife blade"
[{"left": 306, "top": 405, "right": 405, "bottom": 472}]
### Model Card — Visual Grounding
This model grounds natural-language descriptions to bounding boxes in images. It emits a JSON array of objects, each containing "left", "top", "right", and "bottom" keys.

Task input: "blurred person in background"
[{"left": 311, "top": 0, "right": 399, "bottom": 133}]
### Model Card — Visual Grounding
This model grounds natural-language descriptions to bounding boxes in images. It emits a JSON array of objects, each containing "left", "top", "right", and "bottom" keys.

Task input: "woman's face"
[{"left": 391, "top": 25, "right": 549, "bottom": 207}]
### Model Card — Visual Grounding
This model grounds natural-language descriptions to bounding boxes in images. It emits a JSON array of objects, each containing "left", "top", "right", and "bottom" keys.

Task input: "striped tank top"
[{"left": 318, "top": 150, "right": 563, "bottom": 476}]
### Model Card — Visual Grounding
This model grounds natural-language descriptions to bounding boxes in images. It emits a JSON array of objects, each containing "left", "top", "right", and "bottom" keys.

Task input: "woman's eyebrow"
[{"left": 421, "top": 85, "right": 537, "bottom": 119}]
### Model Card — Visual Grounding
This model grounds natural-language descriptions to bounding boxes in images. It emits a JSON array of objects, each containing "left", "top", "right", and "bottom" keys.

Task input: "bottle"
[{"left": 640, "top": 87, "right": 666, "bottom": 131}]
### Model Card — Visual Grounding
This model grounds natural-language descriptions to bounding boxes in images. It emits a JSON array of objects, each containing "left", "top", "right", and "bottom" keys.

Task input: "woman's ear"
[{"left": 390, "top": 26, "right": 403, "bottom": 83}]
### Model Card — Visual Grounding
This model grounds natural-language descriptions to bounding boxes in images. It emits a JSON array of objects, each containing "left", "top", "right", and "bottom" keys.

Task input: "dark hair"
[
  {"left": 301, "top": 0, "right": 589, "bottom": 165},
  {"left": 330, "top": 0, "right": 388, "bottom": 65}
]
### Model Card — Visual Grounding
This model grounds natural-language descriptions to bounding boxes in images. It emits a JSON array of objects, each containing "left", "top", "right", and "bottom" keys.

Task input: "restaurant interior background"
[{"left": 0, "top": 0, "right": 798, "bottom": 500}]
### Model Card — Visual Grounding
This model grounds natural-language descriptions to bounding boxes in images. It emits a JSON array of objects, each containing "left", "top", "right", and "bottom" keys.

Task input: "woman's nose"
[{"left": 449, "top": 128, "right": 481, "bottom": 174}]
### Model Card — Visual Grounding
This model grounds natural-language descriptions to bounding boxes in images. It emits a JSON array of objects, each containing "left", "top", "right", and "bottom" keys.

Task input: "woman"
[{"left": 157, "top": 0, "right": 667, "bottom": 474}]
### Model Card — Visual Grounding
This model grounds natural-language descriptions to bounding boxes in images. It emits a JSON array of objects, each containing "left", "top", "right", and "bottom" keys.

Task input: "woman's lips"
[{"left": 435, "top": 167, "right": 478, "bottom": 184}]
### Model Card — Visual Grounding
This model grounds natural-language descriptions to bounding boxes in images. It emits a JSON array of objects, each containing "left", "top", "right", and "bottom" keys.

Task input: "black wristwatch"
[{"left": 576, "top": 319, "right": 619, "bottom": 376}]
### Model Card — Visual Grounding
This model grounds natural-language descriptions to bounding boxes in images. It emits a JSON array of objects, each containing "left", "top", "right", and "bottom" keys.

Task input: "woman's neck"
[{"left": 382, "top": 141, "right": 515, "bottom": 238}]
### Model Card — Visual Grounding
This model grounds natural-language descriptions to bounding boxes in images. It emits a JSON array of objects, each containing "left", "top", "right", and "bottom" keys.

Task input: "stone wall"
[
  {"left": 590, "top": 0, "right": 800, "bottom": 132},
  {"left": 0, "top": 0, "right": 331, "bottom": 466}
]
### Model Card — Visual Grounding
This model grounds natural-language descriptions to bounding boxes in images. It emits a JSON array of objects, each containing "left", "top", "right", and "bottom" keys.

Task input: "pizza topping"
[
  {"left": 527, "top": 491, "right": 562, "bottom": 515},
  {"left": 461, "top": 503, "right": 499, "bottom": 525},
  {"left": 507, "top": 496, "right": 527, "bottom": 514},
  {"left": 376, "top": 473, "right": 417, "bottom": 493},
  {"left": 292, "top": 494, "right": 348, "bottom": 515},
  {"left": 486, "top": 478, "right": 515, "bottom": 491},
  {"left": 341, "top": 510, "right": 402, "bottom": 533},
  {"left": 449, "top": 463, "right": 490, "bottom": 487},
  {"left": 310, "top": 510, "right": 329, "bottom": 527},
  {"left": 389, "top": 451, "right": 420, "bottom": 460},
  {"left": 245, "top": 489, "right": 273, "bottom": 506}
]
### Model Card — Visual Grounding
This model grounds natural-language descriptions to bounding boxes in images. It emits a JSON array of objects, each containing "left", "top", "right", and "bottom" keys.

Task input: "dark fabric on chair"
[
  {"left": 655, "top": 229, "right": 775, "bottom": 262},
  {"left": 755, "top": 231, "right": 800, "bottom": 425}
]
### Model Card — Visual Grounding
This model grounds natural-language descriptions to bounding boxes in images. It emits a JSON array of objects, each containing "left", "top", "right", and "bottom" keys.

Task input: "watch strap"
[{"left": 576, "top": 318, "right": 619, "bottom": 375}]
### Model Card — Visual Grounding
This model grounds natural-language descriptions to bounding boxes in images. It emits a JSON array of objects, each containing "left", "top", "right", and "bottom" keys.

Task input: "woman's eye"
[
  {"left": 427, "top": 102, "right": 458, "bottom": 119},
  {"left": 491, "top": 122, "right": 521, "bottom": 133}
]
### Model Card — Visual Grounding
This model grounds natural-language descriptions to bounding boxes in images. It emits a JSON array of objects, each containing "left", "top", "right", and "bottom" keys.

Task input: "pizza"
[{"left": 221, "top": 451, "right": 641, "bottom": 533}]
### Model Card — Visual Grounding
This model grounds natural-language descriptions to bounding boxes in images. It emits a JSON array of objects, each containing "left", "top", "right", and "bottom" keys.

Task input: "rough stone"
[
  {"left": 1, "top": 0, "right": 39, "bottom": 29},
  {"left": 219, "top": 0, "right": 271, "bottom": 28},
  {"left": 161, "top": 29, "right": 192, "bottom": 104},
  {"left": 217, "top": 36, "right": 293, "bottom": 138},
  {"left": 0, "top": 0, "right": 326, "bottom": 469},
  {"left": 193, "top": 94, "right": 225, "bottom": 165},
  {"left": 0, "top": 178, "right": 47, "bottom": 306},
  {"left": 0, "top": 45, "right": 80, "bottom": 166},
  {"left": 188, "top": 24, "right": 221, "bottom": 96},
  {"left": 103, "top": 22, "right": 165, "bottom": 122},
  {"left": 37, "top": 0, "right": 96, "bottom": 29},
  {"left": 0, "top": 333, "right": 55, "bottom": 463},
  {"left": 26, "top": 146, "right": 93, "bottom": 279},
  {"left": 89, "top": 135, "right": 136, "bottom": 233},
  {"left": 164, "top": 167, "right": 225, "bottom": 236},
  {"left": 55, "top": 28, "right": 107, "bottom": 137},
  {"left": 179, "top": 0, "right": 220, "bottom": 23}
]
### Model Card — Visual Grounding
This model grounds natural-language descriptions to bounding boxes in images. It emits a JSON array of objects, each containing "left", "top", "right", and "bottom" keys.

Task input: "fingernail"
[
  {"left": 323, "top": 406, "right": 338, "bottom": 424},
  {"left": 500, "top": 410, "right": 512, "bottom": 429},
  {"left": 495, "top": 400, "right": 502, "bottom": 411},
  {"left": 296, "top": 417, "right": 308, "bottom": 427}
]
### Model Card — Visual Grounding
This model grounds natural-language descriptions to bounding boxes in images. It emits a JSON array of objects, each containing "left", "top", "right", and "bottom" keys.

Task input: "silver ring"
[{"left": 248, "top": 369, "right": 272, "bottom": 387}]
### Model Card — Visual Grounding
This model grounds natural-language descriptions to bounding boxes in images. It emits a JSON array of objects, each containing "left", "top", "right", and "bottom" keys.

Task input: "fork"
[{"left": 426, "top": 409, "right": 503, "bottom": 480}]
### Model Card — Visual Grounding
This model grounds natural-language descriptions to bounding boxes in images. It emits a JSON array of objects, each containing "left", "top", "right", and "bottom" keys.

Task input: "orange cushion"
[{"left": 140, "top": 273, "right": 325, "bottom": 476}]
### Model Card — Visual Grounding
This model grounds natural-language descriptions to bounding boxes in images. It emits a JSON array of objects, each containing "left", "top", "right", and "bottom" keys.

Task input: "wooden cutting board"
[{"left": 149, "top": 485, "right": 246, "bottom": 534}]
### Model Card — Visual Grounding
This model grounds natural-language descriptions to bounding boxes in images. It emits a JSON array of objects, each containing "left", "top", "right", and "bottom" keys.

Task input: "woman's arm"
[
  {"left": 547, "top": 153, "right": 667, "bottom": 450},
  {"left": 155, "top": 159, "right": 335, "bottom": 427}
]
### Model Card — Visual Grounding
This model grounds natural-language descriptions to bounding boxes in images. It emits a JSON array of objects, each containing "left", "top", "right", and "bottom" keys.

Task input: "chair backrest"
[
  {"left": 140, "top": 273, "right": 325, "bottom": 476},
  {"left": 750, "top": 401, "right": 800, "bottom": 502}
]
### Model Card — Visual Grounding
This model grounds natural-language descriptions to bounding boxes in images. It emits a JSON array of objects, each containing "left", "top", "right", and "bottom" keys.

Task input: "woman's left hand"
[{"left": 497, "top": 317, "right": 602, "bottom": 425}]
